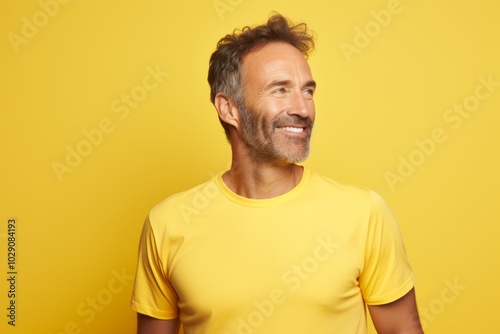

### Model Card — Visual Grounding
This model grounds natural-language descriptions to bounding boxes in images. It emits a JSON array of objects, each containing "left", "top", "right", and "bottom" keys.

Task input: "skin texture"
[
  {"left": 136, "top": 314, "right": 179, "bottom": 334},
  {"left": 236, "top": 43, "right": 316, "bottom": 166},
  {"left": 136, "top": 41, "right": 424, "bottom": 333},
  {"left": 368, "top": 288, "right": 424, "bottom": 333},
  {"left": 216, "top": 42, "right": 316, "bottom": 199}
]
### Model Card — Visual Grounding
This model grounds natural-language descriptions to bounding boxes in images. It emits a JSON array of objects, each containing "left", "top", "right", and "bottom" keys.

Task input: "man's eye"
[
  {"left": 274, "top": 88, "right": 286, "bottom": 94},
  {"left": 303, "top": 89, "right": 315, "bottom": 96}
]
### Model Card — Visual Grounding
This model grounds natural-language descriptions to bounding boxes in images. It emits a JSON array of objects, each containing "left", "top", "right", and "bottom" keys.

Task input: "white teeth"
[{"left": 281, "top": 127, "right": 304, "bottom": 133}]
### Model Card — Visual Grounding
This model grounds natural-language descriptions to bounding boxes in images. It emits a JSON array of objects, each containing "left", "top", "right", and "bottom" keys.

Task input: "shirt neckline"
[{"left": 214, "top": 166, "right": 311, "bottom": 208}]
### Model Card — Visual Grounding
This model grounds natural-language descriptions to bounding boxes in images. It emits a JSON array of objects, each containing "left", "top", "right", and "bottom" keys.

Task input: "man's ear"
[{"left": 214, "top": 93, "right": 240, "bottom": 130}]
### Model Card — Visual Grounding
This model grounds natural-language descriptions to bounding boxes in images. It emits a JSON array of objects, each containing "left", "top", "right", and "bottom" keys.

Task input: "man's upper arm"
[
  {"left": 131, "top": 216, "right": 180, "bottom": 320},
  {"left": 367, "top": 288, "right": 423, "bottom": 334},
  {"left": 137, "top": 313, "right": 180, "bottom": 334}
]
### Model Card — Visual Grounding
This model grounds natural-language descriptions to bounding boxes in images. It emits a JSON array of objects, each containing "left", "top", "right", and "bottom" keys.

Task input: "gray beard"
[{"left": 237, "top": 102, "right": 312, "bottom": 165}]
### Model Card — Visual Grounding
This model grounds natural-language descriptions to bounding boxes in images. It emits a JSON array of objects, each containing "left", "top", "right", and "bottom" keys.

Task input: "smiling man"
[{"left": 131, "top": 13, "right": 423, "bottom": 334}]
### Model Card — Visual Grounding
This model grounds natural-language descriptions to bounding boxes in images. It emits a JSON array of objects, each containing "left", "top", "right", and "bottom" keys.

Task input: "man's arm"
[
  {"left": 367, "top": 288, "right": 424, "bottom": 334},
  {"left": 137, "top": 313, "right": 180, "bottom": 334}
]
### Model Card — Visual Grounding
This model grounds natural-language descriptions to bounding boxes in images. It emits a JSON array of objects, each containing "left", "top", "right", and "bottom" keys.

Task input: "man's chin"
[{"left": 271, "top": 149, "right": 310, "bottom": 166}]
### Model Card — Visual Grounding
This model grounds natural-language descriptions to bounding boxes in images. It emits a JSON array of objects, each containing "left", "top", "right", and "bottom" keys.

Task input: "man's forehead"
[{"left": 241, "top": 42, "right": 313, "bottom": 82}]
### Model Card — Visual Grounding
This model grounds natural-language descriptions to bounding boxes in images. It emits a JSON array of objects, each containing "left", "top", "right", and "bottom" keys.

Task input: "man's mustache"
[{"left": 274, "top": 115, "right": 314, "bottom": 128}]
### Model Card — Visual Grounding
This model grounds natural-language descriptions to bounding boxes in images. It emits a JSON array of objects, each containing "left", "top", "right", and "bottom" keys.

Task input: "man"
[{"left": 131, "top": 13, "right": 423, "bottom": 334}]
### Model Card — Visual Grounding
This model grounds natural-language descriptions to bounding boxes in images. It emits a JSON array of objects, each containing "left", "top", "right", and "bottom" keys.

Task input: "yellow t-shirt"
[{"left": 131, "top": 167, "right": 415, "bottom": 333}]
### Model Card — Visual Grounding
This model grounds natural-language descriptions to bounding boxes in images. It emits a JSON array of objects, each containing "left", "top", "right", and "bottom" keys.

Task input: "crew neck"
[{"left": 214, "top": 167, "right": 311, "bottom": 207}]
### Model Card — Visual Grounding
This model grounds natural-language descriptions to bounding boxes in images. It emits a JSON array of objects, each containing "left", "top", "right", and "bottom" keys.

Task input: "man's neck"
[{"left": 221, "top": 159, "right": 304, "bottom": 199}]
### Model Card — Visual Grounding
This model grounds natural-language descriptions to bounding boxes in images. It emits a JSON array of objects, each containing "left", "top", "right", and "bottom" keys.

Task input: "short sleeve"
[
  {"left": 130, "top": 215, "right": 179, "bottom": 319},
  {"left": 359, "top": 190, "right": 415, "bottom": 305}
]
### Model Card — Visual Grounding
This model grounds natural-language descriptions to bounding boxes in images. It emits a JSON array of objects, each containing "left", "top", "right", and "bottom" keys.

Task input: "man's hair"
[{"left": 207, "top": 13, "right": 315, "bottom": 140}]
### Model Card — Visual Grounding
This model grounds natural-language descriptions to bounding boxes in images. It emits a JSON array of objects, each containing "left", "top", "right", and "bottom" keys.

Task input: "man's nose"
[{"left": 288, "top": 90, "right": 313, "bottom": 118}]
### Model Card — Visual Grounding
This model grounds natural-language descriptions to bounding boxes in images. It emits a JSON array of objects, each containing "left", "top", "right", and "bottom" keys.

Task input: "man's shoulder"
[
  {"left": 309, "top": 170, "right": 394, "bottom": 216},
  {"left": 308, "top": 169, "right": 372, "bottom": 199},
  {"left": 308, "top": 170, "right": 392, "bottom": 220},
  {"left": 149, "top": 176, "right": 219, "bottom": 219}
]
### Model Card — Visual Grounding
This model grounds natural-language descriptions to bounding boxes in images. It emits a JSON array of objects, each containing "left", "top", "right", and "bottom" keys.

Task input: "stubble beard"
[{"left": 237, "top": 102, "right": 313, "bottom": 165}]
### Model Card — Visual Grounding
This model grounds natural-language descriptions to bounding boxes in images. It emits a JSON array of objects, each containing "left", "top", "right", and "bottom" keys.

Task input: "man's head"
[{"left": 208, "top": 13, "right": 316, "bottom": 164}]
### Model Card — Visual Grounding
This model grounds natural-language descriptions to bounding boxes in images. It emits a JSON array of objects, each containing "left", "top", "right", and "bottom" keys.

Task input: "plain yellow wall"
[{"left": 1, "top": 0, "right": 498, "bottom": 333}]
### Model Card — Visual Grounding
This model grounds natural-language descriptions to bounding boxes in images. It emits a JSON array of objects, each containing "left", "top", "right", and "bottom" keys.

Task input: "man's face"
[{"left": 237, "top": 42, "right": 316, "bottom": 165}]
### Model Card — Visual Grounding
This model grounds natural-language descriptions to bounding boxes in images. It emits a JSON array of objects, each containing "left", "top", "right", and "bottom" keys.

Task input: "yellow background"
[{"left": 1, "top": 0, "right": 498, "bottom": 333}]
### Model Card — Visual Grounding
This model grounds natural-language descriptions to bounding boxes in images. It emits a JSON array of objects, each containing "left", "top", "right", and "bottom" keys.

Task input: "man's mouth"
[{"left": 280, "top": 126, "right": 305, "bottom": 133}]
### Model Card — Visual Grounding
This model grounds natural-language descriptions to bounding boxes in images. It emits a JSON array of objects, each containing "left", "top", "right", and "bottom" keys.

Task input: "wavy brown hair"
[{"left": 207, "top": 13, "right": 315, "bottom": 140}]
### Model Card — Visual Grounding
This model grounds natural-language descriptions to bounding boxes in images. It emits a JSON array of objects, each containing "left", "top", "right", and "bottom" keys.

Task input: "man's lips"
[
  {"left": 278, "top": 126, "right": 305, "bottom": 133},
  {"left": 275, "top": 124, "right": 313, "bottom": 137},
  {"left": 274, "top": 116, "right": 313, "bottom": 135}
]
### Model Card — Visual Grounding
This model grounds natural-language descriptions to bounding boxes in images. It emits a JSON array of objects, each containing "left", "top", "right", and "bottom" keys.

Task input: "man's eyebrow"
[
  {"left": 263, "top": 79, "right": 317, "bottom": 91},
  {"left": 304, "top": 80, "right": 317, "bottom": 90},
  {"left": 264, "top": 79, "right": 293, "bottom": 91}
]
